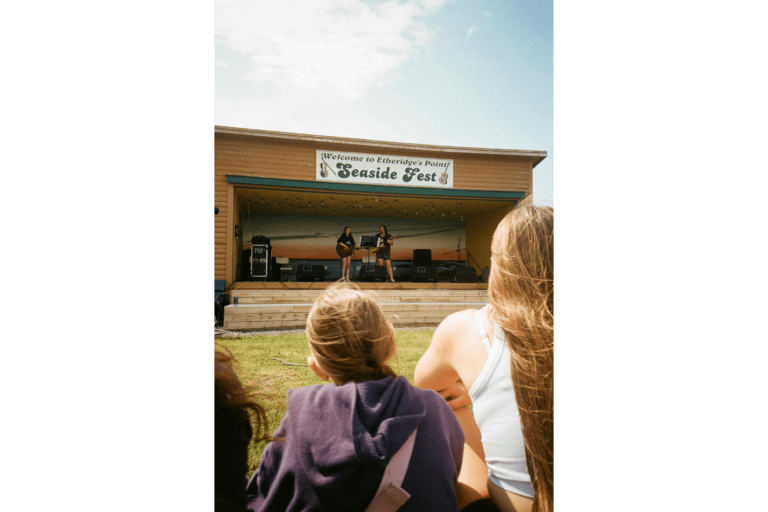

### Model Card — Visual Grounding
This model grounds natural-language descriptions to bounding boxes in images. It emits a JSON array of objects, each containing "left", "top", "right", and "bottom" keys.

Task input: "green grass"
[{"left": 220, "top": 329, "right": 435, "bottom": 478}]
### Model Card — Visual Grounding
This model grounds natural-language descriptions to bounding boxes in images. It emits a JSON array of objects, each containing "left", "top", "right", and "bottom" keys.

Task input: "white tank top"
[{"left": 468, "top": 309, "right": 534, "bottom": 497}]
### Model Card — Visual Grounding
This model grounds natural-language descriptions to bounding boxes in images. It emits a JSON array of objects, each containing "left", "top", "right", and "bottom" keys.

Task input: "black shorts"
[{"left": 377, "top": 253, "right": 391, "bottom": 261}]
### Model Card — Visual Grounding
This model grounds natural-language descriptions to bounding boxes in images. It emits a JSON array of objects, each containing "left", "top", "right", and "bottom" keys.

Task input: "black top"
[
  {"left": 337, "top": 233, "right": 356, "bottom": 247},
  {"left": 215, "top": 363, "right": 253, "bottom": 510},
  {"left": 377, "top": 233, "right": 393, "bottom": 255}
]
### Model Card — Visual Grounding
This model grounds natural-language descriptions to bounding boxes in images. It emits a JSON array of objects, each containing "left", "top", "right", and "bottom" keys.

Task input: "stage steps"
[{"left": 224, "top": 289, "right": 488, "bottom": 331}]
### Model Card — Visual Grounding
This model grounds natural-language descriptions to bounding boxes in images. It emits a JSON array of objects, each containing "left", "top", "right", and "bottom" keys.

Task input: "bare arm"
[{"left": 414, "top": 314, "right": 463, "bottom": 392}]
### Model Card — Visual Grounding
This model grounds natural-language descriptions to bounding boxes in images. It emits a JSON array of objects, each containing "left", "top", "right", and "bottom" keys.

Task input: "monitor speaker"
[
  {"left": 451, "top": 267, "right": 478, "bottom": 283},
  {"left": 297, "top": 265, "right": 325, "bottom": 282},
  {"left": 413, "top": 249, "right": 432, "bottom": 266},
  {"left": 412, "top": 265, "right": 438, "bottom": 283},
  {"left": 358, "top": 265, "right": 388, "bottom": 282}
]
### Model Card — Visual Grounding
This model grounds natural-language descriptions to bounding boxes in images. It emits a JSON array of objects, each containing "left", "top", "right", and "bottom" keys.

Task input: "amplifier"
[
  {"left": 358, "top": 265, "right": 388, "bottom": 282},
  {"left": 451, "top": 266, "right": 478, "bottom": 283},
  {"left": 297, "top": 264, "right": 325, "bottom": 282},
  {"left": 413, "top": 249, "right": 432, "bottom": 267},
  {"left": 251, "top": 244, "right": 271, "bottom": 279},
  {"left": 412, "top": 265, "right": 438, "bottom": 283},
  {"left": 480, "top": 268, "right": 490, "bottom": 283}
]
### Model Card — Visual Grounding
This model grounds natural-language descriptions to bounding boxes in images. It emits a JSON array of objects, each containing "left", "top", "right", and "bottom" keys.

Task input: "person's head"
[
  {"left": 214, "top": 344, "right": 269, "bottom": 508},
  {"left": 306, "top": 283, "right": 397, "bottom": 385},
  {"left": 488, "top": 198, "right": 554, "bottom": 512},
  {"left": 215, "top": 344, "right": 269, "bottom": 440},
  {"left": 343, "top": 226, "right": 351, "bottom": 236},
  {"left": 379, "top": 225, "right": 387, "bottom": 236}
]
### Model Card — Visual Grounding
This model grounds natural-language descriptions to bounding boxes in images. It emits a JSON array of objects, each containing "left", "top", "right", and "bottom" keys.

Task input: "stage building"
[{"left": 214, "top": 126, "right": 546, "bottom": 330}]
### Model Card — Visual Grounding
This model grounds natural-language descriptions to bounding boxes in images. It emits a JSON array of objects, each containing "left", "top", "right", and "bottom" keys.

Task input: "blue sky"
[{"left": 215, "top": 0, "right": 553, "bottom": 204}]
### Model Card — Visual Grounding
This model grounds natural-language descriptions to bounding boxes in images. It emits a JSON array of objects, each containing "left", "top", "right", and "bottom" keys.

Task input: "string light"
[{"left": 238, "top": 192, "right": 465, "bottom": 221}]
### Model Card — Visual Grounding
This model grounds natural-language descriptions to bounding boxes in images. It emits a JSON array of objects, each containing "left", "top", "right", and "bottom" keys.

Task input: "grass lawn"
[{"left": 220, "top": 329, "right": 435, "bottom": 478}]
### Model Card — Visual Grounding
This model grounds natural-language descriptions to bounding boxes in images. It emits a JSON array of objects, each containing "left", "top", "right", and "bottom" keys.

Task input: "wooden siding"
[
  {"left": 215, "top": 134, "right": 532, "bottom": 192},
  {"left": 214, "top": 177, "right": 229, "bottom": 281}
]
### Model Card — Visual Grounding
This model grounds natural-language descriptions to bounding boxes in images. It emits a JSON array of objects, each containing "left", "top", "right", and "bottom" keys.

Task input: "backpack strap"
[{"left": 364, "top": 427, "right": 419, "bottom": 512}]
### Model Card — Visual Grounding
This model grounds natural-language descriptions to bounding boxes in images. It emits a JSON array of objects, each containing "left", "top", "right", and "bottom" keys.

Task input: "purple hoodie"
[{"left": 247, "top": 376, "right": 464, "bottom": 512}]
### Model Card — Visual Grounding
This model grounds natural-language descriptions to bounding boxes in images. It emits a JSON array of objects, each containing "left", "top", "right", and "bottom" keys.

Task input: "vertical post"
[{"left": 225, "top": 183, "right": 234, "bottom": 288}]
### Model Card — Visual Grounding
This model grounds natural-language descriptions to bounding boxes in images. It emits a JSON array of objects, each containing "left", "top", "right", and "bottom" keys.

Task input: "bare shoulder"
[{"left": 431, "top": 309, "right": 481, "bottom": 348}]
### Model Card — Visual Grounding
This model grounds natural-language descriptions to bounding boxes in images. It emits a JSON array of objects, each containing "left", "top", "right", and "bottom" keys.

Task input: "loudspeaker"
[
  {"left": 358, "top": 265, "right": 388, "bottom": 282},
  {"left": 297, "top": 264, "right": 325, "bottom": 282},
  {"left": 412, "top": 265, "right": 438, "bottom": 283},
  {"left": 451, "top": 267, "right": 478, "bottom": 283},
  {"left": 413, "top": 249, "right": 432, "bottom": 266}
]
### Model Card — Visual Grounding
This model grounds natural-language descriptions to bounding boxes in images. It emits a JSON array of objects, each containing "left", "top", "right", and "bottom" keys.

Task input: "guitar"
[
  {"left": 439, "top": 163, "right": 451, "bottom": 185},
  {"left": 336, "top": 243, "right": 359, "bottom": 257},
  {"left": 370, "top": 235, "right": 401, "bottom": 254}
]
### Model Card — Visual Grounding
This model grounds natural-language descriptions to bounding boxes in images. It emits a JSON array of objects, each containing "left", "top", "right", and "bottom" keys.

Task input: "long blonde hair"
[
  {"left": 306, "top": 282, "right": 397, "bottom": 384},
  {"left": 488, "top": 199, "right": 554, "bottom": 512}
]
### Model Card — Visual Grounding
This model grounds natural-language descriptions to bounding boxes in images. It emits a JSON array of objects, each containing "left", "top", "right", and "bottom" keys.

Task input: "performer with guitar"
[
  {"left": 336, "top": 226, "right": 357, "bottom": 281},
  {"left": 373, "top": 225, "right": 396, "bottom": 283}
]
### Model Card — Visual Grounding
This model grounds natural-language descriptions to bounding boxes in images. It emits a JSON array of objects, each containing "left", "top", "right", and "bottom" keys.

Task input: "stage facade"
[{"left": 214, "top": 126, "right": 546, "bottom": 329}]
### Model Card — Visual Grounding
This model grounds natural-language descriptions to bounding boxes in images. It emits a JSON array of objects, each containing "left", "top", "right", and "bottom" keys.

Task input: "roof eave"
[{"left": 215, "top": 125, "right": 547, "bottom": 166}]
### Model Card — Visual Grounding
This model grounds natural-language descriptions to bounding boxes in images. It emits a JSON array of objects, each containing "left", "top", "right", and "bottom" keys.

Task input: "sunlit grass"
[{"left": 220, "top": 329, "right": 434, "bottom": 478}]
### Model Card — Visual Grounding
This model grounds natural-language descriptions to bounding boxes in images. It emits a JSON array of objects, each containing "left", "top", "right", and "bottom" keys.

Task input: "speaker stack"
[
  {"left": 412, "top": 249, "right": 438, "bottom": 283},
  {"left": 358, "top": 265, "right": 388, "bottom": 282}
]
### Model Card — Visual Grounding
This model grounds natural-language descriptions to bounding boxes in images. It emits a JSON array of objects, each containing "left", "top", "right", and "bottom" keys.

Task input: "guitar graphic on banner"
[
  {"left": 439, "top": 163, "right": 451, "bottom": 185},
  {"left": 319, "top": 157, "right": 336, "bottom": 178}
]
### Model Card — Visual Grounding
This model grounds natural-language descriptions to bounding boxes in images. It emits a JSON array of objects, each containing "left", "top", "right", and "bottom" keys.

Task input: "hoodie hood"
[{"left": 281, "top": 376, "right": 426, "bottom": 507}]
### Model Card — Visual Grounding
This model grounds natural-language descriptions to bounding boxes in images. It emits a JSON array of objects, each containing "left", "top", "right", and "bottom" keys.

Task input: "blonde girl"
[
  {"left": 247, "top": 283, "right": 466, "bottom": 512},
  {"left": 415, "top": 199, "right": 554, "bottom": 512}
]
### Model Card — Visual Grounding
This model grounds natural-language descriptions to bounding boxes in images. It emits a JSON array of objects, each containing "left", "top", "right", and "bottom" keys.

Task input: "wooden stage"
[
  {"left": 228, "top": 281, "right": 488, "bottom": 291},
  {"left": 224, "top": 281, "right": 488, "bottom": 330}
]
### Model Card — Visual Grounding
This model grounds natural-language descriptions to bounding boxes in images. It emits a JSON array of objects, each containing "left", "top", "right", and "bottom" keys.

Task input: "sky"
[{"left": 215, "top": 0, "right": 553, "bottom": 205}]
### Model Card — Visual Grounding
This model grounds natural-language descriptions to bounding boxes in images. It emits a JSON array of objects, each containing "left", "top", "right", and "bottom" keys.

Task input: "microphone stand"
[
  {"left": 444, "top": 237, "right": 464, "bottom": 262},
  {"left": 444, "top": 237, "right": 481, "bottom": 270}
]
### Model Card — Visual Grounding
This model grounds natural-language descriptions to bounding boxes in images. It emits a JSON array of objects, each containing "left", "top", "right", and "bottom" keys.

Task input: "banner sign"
[{"left": 316, "top": 150, "right": 454, "bottom": 189}]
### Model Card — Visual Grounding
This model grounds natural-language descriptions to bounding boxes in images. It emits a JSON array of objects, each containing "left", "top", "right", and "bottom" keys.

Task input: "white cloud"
[
  {"left": 484, "top": 11, "right": 491, "bottom": 16},
  {"left": 215, "top": 0, "right": 448, "bottom": 101},
  {"left": 467, "top": 24, "right": 479, "bottom": 39}
]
